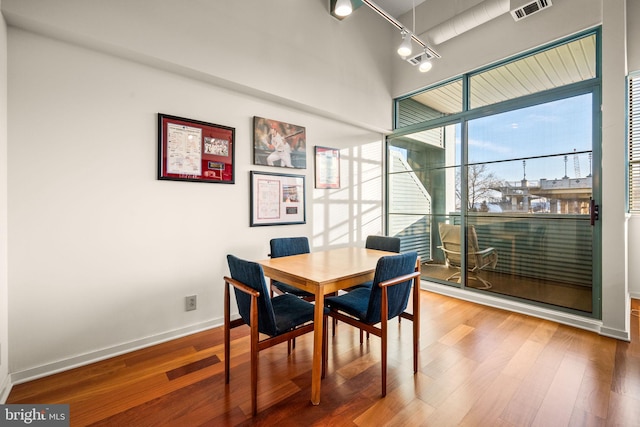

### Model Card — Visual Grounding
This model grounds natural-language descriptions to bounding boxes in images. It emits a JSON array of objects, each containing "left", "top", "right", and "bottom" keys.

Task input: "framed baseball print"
[{"left": 253, "top": 116, "right": 306, "bottom": 169}]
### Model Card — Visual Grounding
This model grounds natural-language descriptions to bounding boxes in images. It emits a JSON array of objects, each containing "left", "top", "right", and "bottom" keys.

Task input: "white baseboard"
[
  {"left": 629, "top": 291, "right": 640, "bottom": 300},
  {"left": 0, "top": 373, "right": 12, "bottom": 403},
  {"left": 9, "top": 318, "right": 222, "bottom": 386},
  {"left": 600, "top": 325, "right": 631, "bottom": 341}
]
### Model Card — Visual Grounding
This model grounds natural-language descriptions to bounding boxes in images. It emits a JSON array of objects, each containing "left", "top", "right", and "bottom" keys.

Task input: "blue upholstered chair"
[
  {"left": 340, "top": 235, "right": 402, "bottom": 340},
  {"left": 224, "top": 254, "right": 327, "bottom": 416},
  {"left": 352, "top": 235, "right": 402, "bottom": 290},
  {"left": 269, "top": 237, "right": 314, "bottom": 300},
  {"left": 325, "top": 251, "right": 420, "bottom": 397},
  {"left": 366, "top": 235, "right": 402, "bottom": 253}
]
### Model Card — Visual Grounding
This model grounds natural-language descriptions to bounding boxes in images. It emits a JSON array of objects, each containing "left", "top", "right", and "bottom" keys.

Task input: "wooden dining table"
[{"left": 256, "top": 247, "right": 421, "bottom": 406}]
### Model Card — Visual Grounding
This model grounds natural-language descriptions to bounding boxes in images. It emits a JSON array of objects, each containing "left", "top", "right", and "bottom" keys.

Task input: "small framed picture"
[
  {"left": 158, "top": 113, "right": 235, "bottom": 183},
  {"left": 253, "top": 116, "right": 306, "bottom": 169},
  {"left": 315, "top": 146, "right": 340, "bottom": 189},
  {"left": 250, "top": 171, "right": 306, "bottom": 226}
]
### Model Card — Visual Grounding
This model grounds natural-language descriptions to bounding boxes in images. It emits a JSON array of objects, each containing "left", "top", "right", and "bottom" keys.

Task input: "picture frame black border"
[
  {"left": 157, "top": 113, "right": 235, "bottom": 184},
  {"left": 252, "top": 116, "right": 307, "bottom": 169},
  {"left": 250, "top": 170, "right": 306, "bottom": 227}
]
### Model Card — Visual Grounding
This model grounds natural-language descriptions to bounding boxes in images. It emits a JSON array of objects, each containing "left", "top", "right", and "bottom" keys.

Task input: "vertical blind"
[{"left": 629, "top": 75, "right": 640, "bottom": 212}]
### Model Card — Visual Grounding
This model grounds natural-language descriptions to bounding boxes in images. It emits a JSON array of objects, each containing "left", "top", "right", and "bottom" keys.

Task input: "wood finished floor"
[{"left": 7, "top": 293, "right": 640, "bottom": 426}]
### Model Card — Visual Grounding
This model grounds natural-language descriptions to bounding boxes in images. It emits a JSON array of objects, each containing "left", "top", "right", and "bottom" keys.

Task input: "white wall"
[
  {"left": 625, "top": 0, "right": 640, "bottom": 300},
  {"left": 599, "top": 0, "right": 629, "bottom": 338},
  {"left": 4, "top": 0, "right": 389, "bottom": 381},
  {"left": 0, "top": 0, "right": 10, "bottom": 403},
  {"left": 627, "top": 0, "right": 640, "bottom": 72},
  {"left": 2, "top": 0, "right": 394, "bottom": 132}
]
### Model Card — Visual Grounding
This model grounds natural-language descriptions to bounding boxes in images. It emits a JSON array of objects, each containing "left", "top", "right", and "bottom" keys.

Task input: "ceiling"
[
  {"left": 374, "top": 0, "right": 427, "bottom": 18},
  {"left": 400, "top": 32, "right": 596, "bottom": 145}
]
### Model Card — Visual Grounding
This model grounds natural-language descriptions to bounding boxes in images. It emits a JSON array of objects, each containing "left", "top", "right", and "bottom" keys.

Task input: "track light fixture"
[
  {"left": 418, "top": 51, "right": 432, "bottom": 72},
  {"left": 397, "top": 30, "right": 413, "bottom": 59},
  {"left": 331, "top": 0, "right": 440, "bottom": 72},
  {"left": 334, "top": 0, "right": 353, "bottom": 17}
]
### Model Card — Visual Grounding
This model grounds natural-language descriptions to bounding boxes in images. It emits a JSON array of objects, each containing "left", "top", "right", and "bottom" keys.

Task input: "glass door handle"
[{"left": 590, "top": 197, "right": 599, "bottom": 226}]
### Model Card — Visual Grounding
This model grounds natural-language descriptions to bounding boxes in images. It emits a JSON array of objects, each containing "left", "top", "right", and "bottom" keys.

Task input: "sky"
[{"left": 461, "top": 93, "right": 593, "bottom": 183}]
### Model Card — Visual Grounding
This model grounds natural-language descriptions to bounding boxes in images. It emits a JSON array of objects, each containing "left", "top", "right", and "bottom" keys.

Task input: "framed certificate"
[
  {"left": 250, "top": 171, "right": 306, "bottom": 226},
  {"left": 315, "top": 146, "right": 340, "bottom": 189}
]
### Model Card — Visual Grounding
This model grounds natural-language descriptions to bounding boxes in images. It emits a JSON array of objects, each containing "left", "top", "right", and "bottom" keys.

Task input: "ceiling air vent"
[{"left": 510, "top": 0, "right": 552, "bottom": 21}]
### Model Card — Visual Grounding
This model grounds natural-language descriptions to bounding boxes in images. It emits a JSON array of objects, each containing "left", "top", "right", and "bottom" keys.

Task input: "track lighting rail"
[{"left": 361, "top": 0, "right": 441, "bottom": 59}]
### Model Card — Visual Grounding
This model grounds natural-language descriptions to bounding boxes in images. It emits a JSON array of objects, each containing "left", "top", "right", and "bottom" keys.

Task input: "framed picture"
[
  {"left": 253, "top": 116, "right": 306, "bottom": 169},
  {"left": 250, "top": 171, "right": 306, "bottom": 226},
  {"left": 158, "top": 113, "right": 235, "bottom": 183},
  {"left": 315, "top": 146, "right": 340, "bottom": 189}
]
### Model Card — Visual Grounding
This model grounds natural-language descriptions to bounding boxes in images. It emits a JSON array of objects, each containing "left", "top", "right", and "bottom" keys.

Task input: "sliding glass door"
[
  {"left": 388, "top": 30, "right": 600, "bottom": 316},
  {"left": 389, "top": 95, "right": 596, "bottom": 314}
]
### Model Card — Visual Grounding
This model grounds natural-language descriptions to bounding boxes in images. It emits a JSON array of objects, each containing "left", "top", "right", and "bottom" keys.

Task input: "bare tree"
[{"left": 456, "top": 164, "right": 501, "bottom": 211}]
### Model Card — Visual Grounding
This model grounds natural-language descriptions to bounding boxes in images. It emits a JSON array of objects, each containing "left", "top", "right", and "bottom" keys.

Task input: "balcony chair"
[
  {"left": 438, "top": 223, "right": 498, "bottom": 289},
  {"left": 224, "top": 254, "right": 327, "bottom": 416},
  {"left": 324, "top": 251, "right": 420, "bottom": 397}
]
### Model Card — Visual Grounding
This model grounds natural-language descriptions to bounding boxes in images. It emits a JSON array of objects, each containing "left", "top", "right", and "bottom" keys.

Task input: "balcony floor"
[{"left": 421, "top": 263, "right": 592, "bottom": 313}]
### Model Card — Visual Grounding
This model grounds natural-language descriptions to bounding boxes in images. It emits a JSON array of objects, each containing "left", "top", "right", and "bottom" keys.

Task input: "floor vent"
[{"left": 510, "top": 0, "right": 552, "bottom": 21}]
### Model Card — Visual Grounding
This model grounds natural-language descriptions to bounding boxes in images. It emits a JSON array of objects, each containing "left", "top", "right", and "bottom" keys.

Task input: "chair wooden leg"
[
  {"left": 381, "top": 317, "right": 388, "bottom": 397},
  {"left": 322, "top": 315, "right": 328, "bottom": 379},
  {"left": 381, "top": 286, "right": 388, "bottom": 397},
  {"left": 413, "top": 272, "right": 420, "bottom": 374},
  {"left": 413, "top": 321, "right": 418, "bottom": 374},
  {"left": 250, "top": 297, "right": 259, "bottom": 416},
  {"left": 359, "top": 329, "right": 363, "bottom": 344},
  {"left": 250, "top": 336, "right": 258, "bottom": 416},
  {"left": 224, "top": 282, "right": 231, "bottom": 384}
]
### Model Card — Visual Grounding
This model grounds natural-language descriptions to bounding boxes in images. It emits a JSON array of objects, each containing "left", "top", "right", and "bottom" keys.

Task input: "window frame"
[
  {"left": 388, "top": 28, "right": 602, "bottom": 319},
  {"left": 628, "top": 72, "right": 640, "bottom": 213}
]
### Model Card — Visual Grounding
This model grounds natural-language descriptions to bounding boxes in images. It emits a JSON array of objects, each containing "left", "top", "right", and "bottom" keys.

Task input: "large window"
[{"left": 389, "top": 30, "right": 600, "bottom": 317}]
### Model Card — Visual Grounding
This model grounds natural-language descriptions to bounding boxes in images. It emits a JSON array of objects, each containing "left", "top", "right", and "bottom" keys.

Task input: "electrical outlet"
[{"left": 186, "top": 295, "right": 197, "bottom": 311}]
